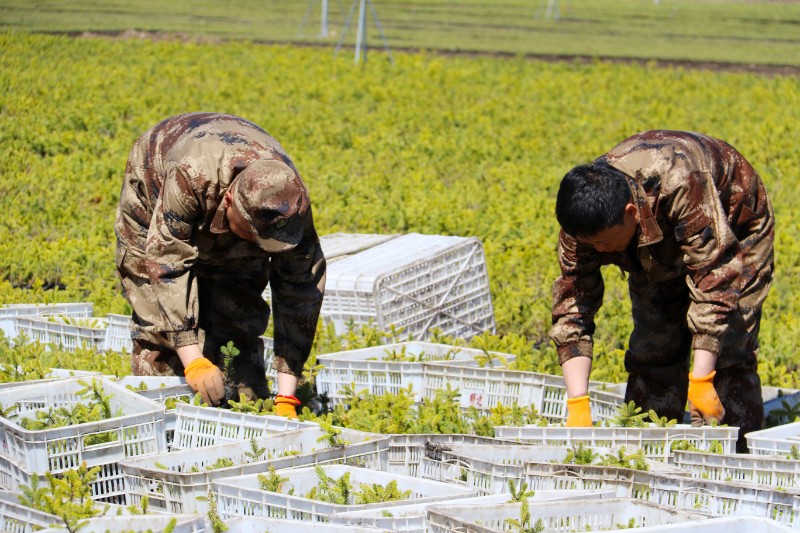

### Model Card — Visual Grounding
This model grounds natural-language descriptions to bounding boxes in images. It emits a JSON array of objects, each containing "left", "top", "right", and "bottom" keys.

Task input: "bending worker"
[
  {"left": 115, "top": 112, "right": 326, "bottom": 418},
  {"left": 551, "top": 130, "right": 774, "bottom": 451}
]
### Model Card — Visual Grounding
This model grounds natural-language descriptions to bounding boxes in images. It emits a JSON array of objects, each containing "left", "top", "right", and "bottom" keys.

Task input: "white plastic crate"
[
  {"left": 420, "top": 442, "right": 688, "bottom": 495},
  {"left": 0, "top": 377, "right": 166, "bottom": 502},
  {"left": 386, "top": 434, "right": 522, "bottom": 477},
  {"left": 12, "top": 316, "right": 107, "bottom": 351},
  {"left": 522, "top": 463, "right": 800, "bottom": 526},
  {"left": 330, "top": 490, "right": 613, "bottom": 533},
  {"left": 120, "top": 426, "right": 389, "bottom": 514},
  {"left": 423, "top": 362, "right": 625, "bottom": 419},
  {"left": 764, "top": 387, "right": 800, "bottom": 426},
  {"left": 0, "top": 303, "right": 93, "bottom": 341},
  {"left": 213, "top": 464, "right": 480, "bottom": 521},
  {"left": 315, "top": 341, "right": 514, "bottom": 406},
  {"left": 320, "top": 233, "right": 496, "bottom": 341},
  {"left": 170, "top": 403, "right": 317, "bottom": 449},
  {"left": 37, "top": 515, "right": 206, "bottom": 533},
  {"left": 605, "top": 515, "right": 796, "bottom": 532},
  {"left": 673, "top": 450, "right": 800, "bottom": 489},
  {"left": 426, "top": 497, "right": 708, "bottom": 533},
  {"left": 0, "top": 368, "right": 101, "bottom": 390},
  {"left": 0, "top": 489, "right": 60, "bottom": 532},
  {"left": 747, "top": 421, "right": 800, "bottom": 456},
  {"left": 494, "top": 424, "right": 739, "bottom": 461},
  {"left": 224, "top": 516, "right": 385, "bottom": 532},
  {"left": 115, "top": 376, "right": 196, "bottom": 449},
  {"left": 103, "top": 313, "right": 133, "bottom": 353}
]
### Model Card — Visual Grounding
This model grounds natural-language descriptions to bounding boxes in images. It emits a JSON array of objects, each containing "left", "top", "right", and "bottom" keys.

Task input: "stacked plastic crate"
[
  {"left": 0, "top": 377, "right": 167, "bottom": 503},
  {"left": 264, "top": 232, "right": 496, "bottom": 341}
]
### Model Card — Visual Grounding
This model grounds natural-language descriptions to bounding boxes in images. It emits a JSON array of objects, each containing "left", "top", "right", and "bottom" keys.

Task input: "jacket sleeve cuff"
[
  {"left": 171, "top": 330, "right": 199, "bottom": 348},
  {"left": 692, "top": 334, "right": 721, "bottom": 356},
  {"left": 557, "top": 340, "right": 593, "bottom": 366}
]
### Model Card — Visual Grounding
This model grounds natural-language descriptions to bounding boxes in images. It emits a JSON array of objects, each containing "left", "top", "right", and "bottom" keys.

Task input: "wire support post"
[{"left": 334, "top": 0, "right": 394, "bottom": 65}]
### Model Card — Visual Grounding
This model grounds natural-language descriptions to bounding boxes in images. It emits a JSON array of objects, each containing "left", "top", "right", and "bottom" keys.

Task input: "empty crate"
[{"left": 320, "top": 233, "right": 495, "bottom": 341}]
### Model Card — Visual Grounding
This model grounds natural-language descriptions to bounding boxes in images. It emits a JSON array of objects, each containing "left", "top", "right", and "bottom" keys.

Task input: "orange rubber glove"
[
  {"left": 566, "top": 395, "right": 593, "bottom": 427},
  {"left": 184, "top": 357, "right": 225, "bottom": 406},
  {"left": 687, "top": 370, "right": 725, "bottom": 426},
  {"left": 275, "top": 395, "right": 301, "bottom": 419}
]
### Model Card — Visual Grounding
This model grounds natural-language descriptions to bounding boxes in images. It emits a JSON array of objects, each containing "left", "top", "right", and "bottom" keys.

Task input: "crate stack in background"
[{"left": 265, "top": 232, "right": 497, "bottom": 341}]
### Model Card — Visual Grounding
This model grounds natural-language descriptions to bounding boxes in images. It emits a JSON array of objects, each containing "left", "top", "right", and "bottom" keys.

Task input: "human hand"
[
  {"left": 566, "top": 395, "right": 593, "bottom": 427},
  {"left": 184, "top": 357, "right": 225, "bottom": 406},
  {"left": 274, "top": 394, "right": 301, "bottom": 419},
  {"left": 687, "top": 370, "right": 725, "bottom": 426}
]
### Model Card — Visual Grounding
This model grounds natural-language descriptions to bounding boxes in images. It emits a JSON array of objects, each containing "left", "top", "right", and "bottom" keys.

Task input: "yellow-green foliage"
[{"left": 1, "top": 33, "right": 799, "bottom": 386}]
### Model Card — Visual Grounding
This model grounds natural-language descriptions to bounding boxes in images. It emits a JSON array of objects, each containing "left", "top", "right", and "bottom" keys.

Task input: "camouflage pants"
[
  {"left": 623, "top": 272, "right": 766, "bottom": 452},
  {"left": 117, "top": 245, "right": 274, "bottom": 401}
]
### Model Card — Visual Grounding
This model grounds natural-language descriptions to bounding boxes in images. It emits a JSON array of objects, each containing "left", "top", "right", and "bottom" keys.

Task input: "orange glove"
[
  {"left": 184, "top": 357, "right": 225, "bottom": 406},
  {"left": 566, "top": 395, "right": 593, "bottom": 427},
  {"left": 274, "top": 395, "right": 301, "bottom": 419},
  {"left": 687, "top": 370, "right": 725, "bottom": 426}
]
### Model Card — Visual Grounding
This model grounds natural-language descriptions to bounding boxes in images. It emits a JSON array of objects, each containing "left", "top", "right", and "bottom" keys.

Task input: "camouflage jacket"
[
  {"left": 115, "top": 112, "right": 326, "bottom": 359},
  {"left": 551, "top": 130, "right": 774, "bottom": 364}
]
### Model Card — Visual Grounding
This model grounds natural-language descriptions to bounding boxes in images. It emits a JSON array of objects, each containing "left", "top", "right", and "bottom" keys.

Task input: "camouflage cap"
[{"left": 232, "top": 159, "right": 309, "bottom": 252}]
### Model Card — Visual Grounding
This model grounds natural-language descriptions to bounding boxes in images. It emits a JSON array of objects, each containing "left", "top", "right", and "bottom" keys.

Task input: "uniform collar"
[{"left": 626, "top": 175, "right": 663, "bottom": 247}]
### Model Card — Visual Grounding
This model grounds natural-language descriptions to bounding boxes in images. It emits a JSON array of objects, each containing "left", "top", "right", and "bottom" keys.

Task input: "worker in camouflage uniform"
[
  {"left": 115, "top": 112, "right": 326, "bottom": 418},
  {"left": 551, "top": 130, "right": 774, "bottom": 451}
]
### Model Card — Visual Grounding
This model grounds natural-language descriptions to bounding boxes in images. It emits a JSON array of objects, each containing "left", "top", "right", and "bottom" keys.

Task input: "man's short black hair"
[{"left": 555, "top": 160, "right": 631, "bottom": 238}]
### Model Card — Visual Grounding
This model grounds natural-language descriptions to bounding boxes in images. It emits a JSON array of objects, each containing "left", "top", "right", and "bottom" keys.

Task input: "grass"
[{"left": 1, "top": 0, "right": 800, "bottom": 66}]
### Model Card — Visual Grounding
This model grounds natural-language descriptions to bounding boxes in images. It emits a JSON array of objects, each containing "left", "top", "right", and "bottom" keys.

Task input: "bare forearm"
[
  {"left": 562, "top": 356, "right": 592, "bottom": 398},
  {"left": 177, "top": 344, "right": 204, "bottom": 367}
]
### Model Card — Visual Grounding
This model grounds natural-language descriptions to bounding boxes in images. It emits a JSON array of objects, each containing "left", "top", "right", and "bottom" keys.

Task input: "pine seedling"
[
  {"left": 563, "top": 443, "right": 598, "bottom": 465},
  {"left": 648, "top": 409, "right": 677, "bottom": 427},
  {"left": 245, "top": 436, "right": 267, "bottom": 462},
  {"left": 316, "top": 420, "right": 349, "bottom": 448},
  {"left": 355, "top": 479, "right": 411, "bottom": 504},
  {"left": 598, "top": 447, "right": 649, "bottom": 471},
  {"left": 197, "top": 491, "right": 228, "bottom": 533},
  {"left": 258, "top": 466, "right": 290, "bottom": 493},
  {"left": 305, "top": 466, "right": 352, "bottom": 504},
  {"left": 19, "top": 462, "right": 103, "bottom": 532},
  {"left": 507, "top": 479, "right": 535, "bottom": 502},
  {"left": 787, "top": 445, "right": 800, "bottom": 460},
  {"left": 220, "top": 341, "right": 240, "bottom": 374},
  {"left": 0, "top": 402, "right": 19, "bottom": 420},
  {"left": 610, "top": 401, "right": 649, "bottom": 427}
]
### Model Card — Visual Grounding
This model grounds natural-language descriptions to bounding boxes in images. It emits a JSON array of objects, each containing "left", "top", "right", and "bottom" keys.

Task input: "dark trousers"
[{"left": 623, "top": 272, "right": 764, "bottom": 452}]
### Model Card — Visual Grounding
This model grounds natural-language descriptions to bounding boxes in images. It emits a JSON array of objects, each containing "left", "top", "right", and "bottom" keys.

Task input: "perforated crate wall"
[
  {"left": 213, "top": 464, "right": 479, "bottom": 522},
  {"left": 321, "top": 233, "right": 495, "bottom": 341},
  {"left": 422, "top": 362, "right": 625, "bottom": 419},
  {"left": 224, "top": 516, "right": 387, "bottom": 533},
  {"left": 746, "top": 421, "right": 800, "bottom": 456},
  {"left": 673, "top": 450, "right": 800, "bottom": 490},
  {"left": 103, "top": 313, "right": 133, "bottom": 353},
  {"left": 120, "top": 426, "right": 389, "bottom": 514},
  {"left": 0, "top": 377, "right": 166, "bottom": 503},
  {"left": 0, "top": 489, "right": 60, "bottom": 531},
  {"left": 0, "top": 303, "right": 93, "bottom": 341},
  {"left": 329, "top": 490, "right": 613, "bottom": 533},
  {"left": 170, "top": 403, "right": 316, "bottom": 449},
  {"left": 419, "top": 442, "right": 687, "bottom": 496},
  {"left": 493, "top": 424, "right": 739, "bottom": 462},
  {"left": 426, "top": 497, "right": 707, "bottom": 533},
  {"left": 521, "top": 463, "right": 800, "bottom": 527},
  {"left": 315, "top": 341, "right": 514, "bottom": 406},
  {"left": 37, "top": 515, "right": 206, "bottom": 533},
  {"left": 12, "top": 316, "right": 107, "bottom": 352}
]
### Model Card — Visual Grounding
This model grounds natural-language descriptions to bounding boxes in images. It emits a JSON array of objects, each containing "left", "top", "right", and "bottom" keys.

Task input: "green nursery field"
[
  {"left": 2, "top": 0, "right": 800, "bottom": 67},
  {"left": 1, "top": 31, "right": 799, "bottom": 386}
]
